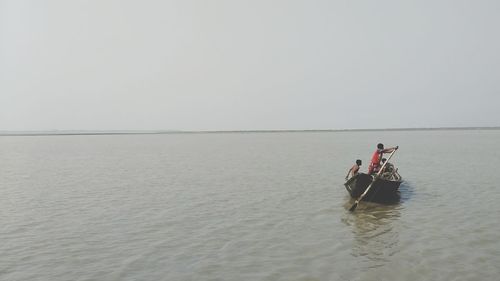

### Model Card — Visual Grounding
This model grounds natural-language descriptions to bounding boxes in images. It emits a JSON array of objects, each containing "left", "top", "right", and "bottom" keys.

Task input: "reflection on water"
[
  {"left": 341, "top": 182, "right": 415, "bottom": 271},
  {"left": 339, "top": 181, "right": 416, "bottom": 273},
  {"left": 342, "top": 201, "right": 402, "bottom": 269},
  {"left": 398, "top": 181, "right": 414, "bottom": 203}
]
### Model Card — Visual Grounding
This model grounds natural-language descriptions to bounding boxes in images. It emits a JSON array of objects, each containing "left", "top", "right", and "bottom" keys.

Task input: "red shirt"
[{"left": 370, "top": 149, "right": 382, "bottom": 167}]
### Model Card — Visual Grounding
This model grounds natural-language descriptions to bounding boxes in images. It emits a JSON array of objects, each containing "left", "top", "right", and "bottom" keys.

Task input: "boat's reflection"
[
  {"left": 341, "top": 182, "right": 414, "bottom": 268},
  {"left": 341, "top": 197, "right": 403, "bottom": 269}
]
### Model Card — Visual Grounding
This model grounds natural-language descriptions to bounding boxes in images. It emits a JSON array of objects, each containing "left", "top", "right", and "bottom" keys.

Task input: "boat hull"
[{"left": 344, "top": 173, "right": 402, "bottom": 203}]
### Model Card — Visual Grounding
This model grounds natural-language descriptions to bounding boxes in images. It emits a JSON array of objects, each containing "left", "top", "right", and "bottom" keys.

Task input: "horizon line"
[{"left": 1, "top": 126, "right": 499, "bottom": 136}]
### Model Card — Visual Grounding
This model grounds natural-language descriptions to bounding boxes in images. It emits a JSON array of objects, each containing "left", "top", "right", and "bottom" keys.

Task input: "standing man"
[{"left": 368, "top": 143, "right": 398, "bottom": 174}]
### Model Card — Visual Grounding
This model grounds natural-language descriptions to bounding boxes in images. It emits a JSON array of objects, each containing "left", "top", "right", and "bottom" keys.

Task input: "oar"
[{"left": 349, "top": 148, "right": 398, "bottom": 212}]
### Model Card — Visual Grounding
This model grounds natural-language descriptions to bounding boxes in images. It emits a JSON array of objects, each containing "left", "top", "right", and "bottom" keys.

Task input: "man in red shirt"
[{"left": 368, "top": 143, "right": 398, "bottom": 174}]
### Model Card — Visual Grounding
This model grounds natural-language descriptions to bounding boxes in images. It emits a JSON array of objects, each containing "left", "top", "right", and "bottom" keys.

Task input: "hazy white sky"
[{"left": 1, "top": 0, "right": 499, "bottom": 131}]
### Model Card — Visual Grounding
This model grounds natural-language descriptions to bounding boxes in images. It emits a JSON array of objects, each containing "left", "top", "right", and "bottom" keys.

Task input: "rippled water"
[{"left": 1, "top": 130, "right": 499, "bottom": 281}]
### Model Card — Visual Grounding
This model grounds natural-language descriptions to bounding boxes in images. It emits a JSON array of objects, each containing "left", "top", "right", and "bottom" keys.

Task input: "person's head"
[
  {"left": 377, "top": 143, "right": 384, "bottom": 149},
  {"left": 381, "top": 158, "right": 387, "bottom": 163},
  {"left": 356, "top": 159, "right": 362, "bottom": 166}
]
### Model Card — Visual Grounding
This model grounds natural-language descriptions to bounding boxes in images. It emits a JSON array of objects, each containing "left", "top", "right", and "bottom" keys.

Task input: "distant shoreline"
[{"left": 1, "top": 127, "right": 499, "bottom": 136}]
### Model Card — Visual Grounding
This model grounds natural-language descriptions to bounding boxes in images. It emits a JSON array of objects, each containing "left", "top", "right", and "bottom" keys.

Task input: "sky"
[{"left": 1, "top": 0, "right": 499, "bottom": 131}]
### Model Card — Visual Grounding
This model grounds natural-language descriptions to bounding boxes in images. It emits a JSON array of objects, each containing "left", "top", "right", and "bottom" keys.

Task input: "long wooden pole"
[{"left": 349, "top": 148, "right": 398, "bottom": 212}]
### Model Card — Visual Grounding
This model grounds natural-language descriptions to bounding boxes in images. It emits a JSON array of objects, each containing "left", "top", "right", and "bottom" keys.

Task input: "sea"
[{"left": 1, "top": 129, "right": 499, "bottom": 281}]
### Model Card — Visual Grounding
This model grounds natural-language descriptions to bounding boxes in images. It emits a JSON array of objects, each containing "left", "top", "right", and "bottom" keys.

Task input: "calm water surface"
[{"left": 1, "top": 130, "right": 499, "bottom": 281}]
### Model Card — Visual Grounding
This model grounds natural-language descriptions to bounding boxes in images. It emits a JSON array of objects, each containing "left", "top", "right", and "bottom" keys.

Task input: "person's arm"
[{"left": 382, "top": 146, "right": 399, "bottom": 153}]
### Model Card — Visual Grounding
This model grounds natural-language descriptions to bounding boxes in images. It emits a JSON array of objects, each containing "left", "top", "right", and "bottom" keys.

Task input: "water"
[{"left": 1, "top": 130, "right": 499, "bottom": 281}]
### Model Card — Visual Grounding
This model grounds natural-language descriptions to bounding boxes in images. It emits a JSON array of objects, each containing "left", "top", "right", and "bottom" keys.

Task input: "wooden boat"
[{"left": 344, "top": 170, "right": 402, "bottom": 203}]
